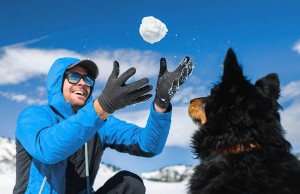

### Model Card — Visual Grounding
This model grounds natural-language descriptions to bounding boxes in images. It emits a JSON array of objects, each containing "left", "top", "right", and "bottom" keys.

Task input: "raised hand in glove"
[
  {"left": 155, "top": 56, "right": 194, "bottom": 109},
  {"left": 98, "top": 61, "right": 153, "bottom": 114}
]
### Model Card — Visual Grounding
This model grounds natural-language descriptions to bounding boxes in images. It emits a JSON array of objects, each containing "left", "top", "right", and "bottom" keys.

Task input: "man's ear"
[{"left": 255, "top": 73, "right": 280, "bottom": 100}]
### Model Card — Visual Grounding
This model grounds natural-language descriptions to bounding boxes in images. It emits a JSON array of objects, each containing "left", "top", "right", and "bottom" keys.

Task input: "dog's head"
[{"left": 189, "top": 48, "right": 291, "bottom": 159}]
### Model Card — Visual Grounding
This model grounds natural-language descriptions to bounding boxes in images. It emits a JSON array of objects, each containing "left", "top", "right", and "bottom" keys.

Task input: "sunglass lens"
[
  {"left": 83, "top": 76, "right": 94, "bottom": 87},
  {"left": 68, "top": 73, "right": 81, "bottom": 84}
]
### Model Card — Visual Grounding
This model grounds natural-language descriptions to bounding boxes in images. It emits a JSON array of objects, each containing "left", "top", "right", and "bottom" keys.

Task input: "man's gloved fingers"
[
  {"left": 117, "top": 67, "right": 136, "bottom": 85},
  {"left": 110, "top": 61, "right": 120, "bottom": 79},
  {"left": 159, "top": 58, "right": 167, "bottom": 77},
  {"left": 186, "top": 59, "right": 194, "bottom": 75},
  {"left": 175, "top": 56, "right": 190, "bottom": 74},
  {"left": 126, "top": 77, "right": 150, "bottom": 92},
  {"left": 133, "top": 94, "right": 153, "bottom": 104},
  {"left": 183, "top": 56, "right": 190, "bottom": 63},
  {"left": 179, "top": 56, "right": 190, "bottom": 68},
  {"left": 129, "top": 84, "right": 153, "bottom": 98},
  {"left": 179, "top": 64, "right": 192, "bottom": 85},
  {"left": 177, "top": 58, "right": 194, "bottom": 86},
  {"left": 179, "top": 68, "right": 189, "bottom": 85}
]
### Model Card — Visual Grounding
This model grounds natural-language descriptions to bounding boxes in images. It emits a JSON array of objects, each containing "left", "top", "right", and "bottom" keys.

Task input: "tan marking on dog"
[{"left": 188, "top": 98, "right": 207, "bottom": 125}]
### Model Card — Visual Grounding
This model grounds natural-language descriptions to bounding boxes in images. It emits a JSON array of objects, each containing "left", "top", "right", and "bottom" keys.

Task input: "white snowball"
[{"left": 139, "top": 16, "right": 168, "bottom": 44}]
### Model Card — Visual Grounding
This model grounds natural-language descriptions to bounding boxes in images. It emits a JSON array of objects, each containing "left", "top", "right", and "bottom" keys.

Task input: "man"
[{"left": 13, "top": 56, "right": 194, "bottom": 194}]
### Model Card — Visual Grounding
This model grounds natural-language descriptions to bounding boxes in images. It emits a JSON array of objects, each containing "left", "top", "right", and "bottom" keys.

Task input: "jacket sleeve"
[
  {"left": 99, "top": 102, "right": 172, "bottom": 157},
  {"left": 15, "top": 102, "right": 105, "bottom": 164}
]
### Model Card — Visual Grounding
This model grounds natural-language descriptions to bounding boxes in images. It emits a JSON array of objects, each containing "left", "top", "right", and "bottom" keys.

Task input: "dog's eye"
[
  {"left": 202, "top": 102, "right": 207, "bottom": 110},
  {"left": 200, "top": 96, "right": 209, "bottom": 109}
]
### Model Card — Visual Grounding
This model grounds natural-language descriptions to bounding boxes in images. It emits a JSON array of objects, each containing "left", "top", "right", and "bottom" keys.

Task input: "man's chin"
[{"left": 71, "top": 100, "right": 86, "bottom": 113}]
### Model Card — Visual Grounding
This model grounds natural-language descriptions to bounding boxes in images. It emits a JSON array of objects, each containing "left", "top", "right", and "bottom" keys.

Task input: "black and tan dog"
[{"left": 188, "top": 48, "right": 300, "bottom": 194}]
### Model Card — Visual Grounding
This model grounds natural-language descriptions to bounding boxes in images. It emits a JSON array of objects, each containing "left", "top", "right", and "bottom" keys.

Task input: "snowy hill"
[
  {"left": 141, "top": 164, "right": 193, "bottom": 182},
  {"left": 0, "top": 137, "right": 16, "bottom": 174}
]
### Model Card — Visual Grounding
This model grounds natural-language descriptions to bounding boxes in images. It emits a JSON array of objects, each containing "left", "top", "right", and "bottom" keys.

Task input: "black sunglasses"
[{"left": 65, "top": 72, "right": 95, "bottom": 87}]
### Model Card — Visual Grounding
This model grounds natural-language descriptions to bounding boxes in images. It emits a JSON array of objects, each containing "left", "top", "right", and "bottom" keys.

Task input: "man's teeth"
[{"left": 74, "top": 91, "right": 84, "bottom": 95}]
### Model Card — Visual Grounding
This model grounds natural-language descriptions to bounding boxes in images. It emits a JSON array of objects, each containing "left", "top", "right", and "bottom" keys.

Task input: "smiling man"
[{"left": 13, "top": 56, "right": 193, "bottom": 194}]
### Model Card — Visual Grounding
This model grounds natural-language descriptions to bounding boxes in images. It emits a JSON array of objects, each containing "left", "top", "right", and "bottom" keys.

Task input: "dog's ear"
[
  {"left": 222, "top": 48, "right": 245, "bottom": 83},
  {"left": 255, "top": 73, "right": 280, "bottom": 100}
]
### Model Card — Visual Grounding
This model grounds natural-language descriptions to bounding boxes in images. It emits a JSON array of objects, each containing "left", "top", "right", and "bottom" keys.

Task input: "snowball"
[{"left": 139, "top": 16, "right": 168, "bottom": 44}]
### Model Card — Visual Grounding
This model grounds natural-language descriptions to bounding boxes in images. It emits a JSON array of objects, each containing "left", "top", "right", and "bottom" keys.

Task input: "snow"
[
  {"left": 93, "top": 167, "right": 189, "bottom": 193},
  {"left": 0, "top": 173, "right": 15, "bottom": 193},
  {"left": 144, "top": 179, "right": 189, "bottom": 193},
  {"left": 0, "top": 172, "right": 188, "bottom": 194},
  {"left": 139, "top": 16, "right": 168, "bottom": 44},
  {"left": 0, "top": 138, "right": 16, "bottom": 174},
  {"left": 141, "top": 164, "right": 193, "bottom": 182}
]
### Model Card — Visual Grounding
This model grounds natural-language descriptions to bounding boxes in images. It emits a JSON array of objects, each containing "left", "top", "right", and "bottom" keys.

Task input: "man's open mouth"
[{"left": 73, "top": 90, "right": 85, "bottom": 96}]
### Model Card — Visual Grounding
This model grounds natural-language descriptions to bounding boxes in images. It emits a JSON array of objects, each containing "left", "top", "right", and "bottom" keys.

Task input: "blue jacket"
[{"left": 14, "top": 57, "right": 172, "bottom": 194}]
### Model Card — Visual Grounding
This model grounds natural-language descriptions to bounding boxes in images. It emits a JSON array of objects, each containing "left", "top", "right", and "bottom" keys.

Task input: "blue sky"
[{"left": 1, "top": 0, "right": 300, "bottom": 173}]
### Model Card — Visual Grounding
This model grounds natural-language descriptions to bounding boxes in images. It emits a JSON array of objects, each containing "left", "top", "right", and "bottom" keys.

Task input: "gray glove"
[
  {"left": 98, "top": 61, "right": 153, "bottom": 114},
  {"left": 155, "top": 56, "right": 194, "bottom": 109}
]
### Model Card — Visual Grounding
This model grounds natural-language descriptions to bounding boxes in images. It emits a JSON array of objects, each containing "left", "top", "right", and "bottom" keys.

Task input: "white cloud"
[
  {"left": 292, "top": 40, "right": 300, "bottom": 54},
  {"left": 36, "top": 86, "right": 47, "bottom": 97},
  {"left": 281, "top": 101, "right": 300, "bottom": 152},
  {"left": 280, "top": 80, "right": 300, "bottom": 102},
  {"left": 0, "top": 45, "right": 79, "bottom": 85},
  {"left": 279, "top": 81, "right": 300, "bottom": 151},
  {"left": 167, "top": 106, "right": 197, "bottom": 147},
  {"left": 6, "top": 36, "right": 49, "bottom": 48},
  {"left": 0, "top": 45, "right": 164, "bottom": 85},
  {"left": 0, "top": 91, "right": 47, "bottom": 105}
]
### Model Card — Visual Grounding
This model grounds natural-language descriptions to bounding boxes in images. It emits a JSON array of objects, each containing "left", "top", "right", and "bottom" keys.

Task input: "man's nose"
[{"left": 77, "top": 78, "right": 86, "bottom": 86}]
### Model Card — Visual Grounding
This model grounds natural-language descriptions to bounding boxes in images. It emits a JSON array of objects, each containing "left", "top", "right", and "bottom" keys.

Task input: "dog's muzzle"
[{"left": 188, "top": 97, "right": 207, "bottom": 126}]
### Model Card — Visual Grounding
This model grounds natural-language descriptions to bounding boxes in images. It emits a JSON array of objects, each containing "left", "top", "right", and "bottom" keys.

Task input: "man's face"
[{"left": 63, "top": 65, "right": 92, "bottom": 111}]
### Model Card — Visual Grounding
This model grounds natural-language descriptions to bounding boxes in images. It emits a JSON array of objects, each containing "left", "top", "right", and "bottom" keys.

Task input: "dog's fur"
[{"left": 188, "top": 48, "right": 300, "bottom": 194}]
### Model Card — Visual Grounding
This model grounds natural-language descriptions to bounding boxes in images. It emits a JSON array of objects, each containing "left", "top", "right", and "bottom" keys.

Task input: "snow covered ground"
[{"left": 1, "top": 170, "right": 189, "bottom": 194}]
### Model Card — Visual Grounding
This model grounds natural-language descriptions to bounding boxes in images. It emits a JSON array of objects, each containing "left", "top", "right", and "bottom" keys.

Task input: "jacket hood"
[{"left": 47, "top": 57, "right": 95, "bottom": 117}]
